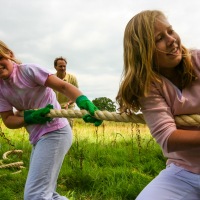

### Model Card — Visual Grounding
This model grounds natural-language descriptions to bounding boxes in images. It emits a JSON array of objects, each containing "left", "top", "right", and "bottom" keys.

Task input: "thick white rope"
[
  {"left": 45, "top": 109, "right": 200, "bottom": 127},
  {"left": 18, "top": 109, "right": 200, "bottom": 126},
  {"left": 46, "top": 109, "right": 146, "bottom": 124}
]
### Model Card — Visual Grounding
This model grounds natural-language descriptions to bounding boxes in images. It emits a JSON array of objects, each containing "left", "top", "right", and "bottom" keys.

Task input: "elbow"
[
  {"left": 4, "top": 122, "right": 17, "bottom": 129},
  {"left": 3, "top": 122, "right": 13, "bottom": 129},
  {"left": 167, "top": 143, "right": 175, "bottom": 153},
  {"left": 3, "top": 117, "right": 25, "bottom": 129},
  {"left": 166, "top": 131, "right": 178, "bottom": 153}
]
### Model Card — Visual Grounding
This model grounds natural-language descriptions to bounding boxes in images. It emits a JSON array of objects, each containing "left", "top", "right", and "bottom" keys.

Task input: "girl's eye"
[
  {"left": 155, "top": 36, "right": 162, "bottom": 43},
  {"left": 168, "top": 29, "right": 174, "bottom": 35}
]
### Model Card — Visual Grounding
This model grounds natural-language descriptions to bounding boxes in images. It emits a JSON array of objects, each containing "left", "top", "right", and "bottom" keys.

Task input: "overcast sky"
[{"left": 1, "top": 0, "right": 200, "bottom": 102}]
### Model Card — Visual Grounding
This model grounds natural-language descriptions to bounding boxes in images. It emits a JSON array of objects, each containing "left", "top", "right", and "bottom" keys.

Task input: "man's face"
[{"left": 55, "top": 60, "right": 67, "bottom": 74}]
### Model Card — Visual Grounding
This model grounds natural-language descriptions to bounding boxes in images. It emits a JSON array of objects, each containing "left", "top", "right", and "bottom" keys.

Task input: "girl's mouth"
[
  {"left": 156, "top": 46, "right": 181, "bottom": 56},
  {"left": 167, "top": 47, "right": 180, "bottom": 55}
]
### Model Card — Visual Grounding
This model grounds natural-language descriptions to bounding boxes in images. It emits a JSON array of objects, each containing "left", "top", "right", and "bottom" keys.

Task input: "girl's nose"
[{"left": 167, "top": 35, "right": 176, "bottom": 46}]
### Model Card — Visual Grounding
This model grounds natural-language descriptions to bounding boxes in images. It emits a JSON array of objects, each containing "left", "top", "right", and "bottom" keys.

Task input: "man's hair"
[{"left": 54, "top": 56, "right": 67, "bottom": 66}]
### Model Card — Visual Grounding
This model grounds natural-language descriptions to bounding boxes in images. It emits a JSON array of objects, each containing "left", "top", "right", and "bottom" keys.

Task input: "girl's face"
[
  {"left": 154, "top": 16, "right": 182, "bottom": 71},
  {"left": 0, "top": 55, "right": 13, "bottom": 80}
]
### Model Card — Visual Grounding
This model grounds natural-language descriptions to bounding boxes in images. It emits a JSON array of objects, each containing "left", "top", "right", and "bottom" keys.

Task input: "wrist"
[
  {"left": 76, "top": 95, "right": 89, "bottom": 105},
  {"left": 67, "top": 102, "right": 71, "bottom": 107}
]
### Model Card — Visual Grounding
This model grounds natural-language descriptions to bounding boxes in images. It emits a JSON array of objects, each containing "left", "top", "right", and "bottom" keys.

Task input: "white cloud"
[{"left": 1, "top": 0, "right": 200, "bottom": 102}]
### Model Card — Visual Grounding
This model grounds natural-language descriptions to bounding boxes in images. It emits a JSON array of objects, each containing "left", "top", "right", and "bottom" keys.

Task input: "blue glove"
[
  {"left": 76, "top": 95, "right": 103, "bottom": 126},
  {"left": 24, "top": 104, "right": 53, "bottom": 124}
]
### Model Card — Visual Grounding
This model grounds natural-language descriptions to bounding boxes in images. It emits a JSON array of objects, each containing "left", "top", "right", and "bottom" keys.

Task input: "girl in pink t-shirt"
[
  {"left": 117, "top": 10, "right": 200, "bottom": 199},
  {"left": 0, "top": 40, "right": 102, "bottom": 200}
]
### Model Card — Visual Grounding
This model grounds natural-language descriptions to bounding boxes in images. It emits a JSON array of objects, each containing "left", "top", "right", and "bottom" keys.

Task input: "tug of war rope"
[{"left": 1, "top": 109, "right": 200, "bottom": 173}]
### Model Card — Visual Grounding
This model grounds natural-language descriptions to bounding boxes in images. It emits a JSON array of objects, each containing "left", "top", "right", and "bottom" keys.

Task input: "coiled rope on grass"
[
  {"left": 46, "top": 109, "right": 200, "bottom": 127},
  {"left": 0, "top": 150, "right": 24, "bottom": 174}
]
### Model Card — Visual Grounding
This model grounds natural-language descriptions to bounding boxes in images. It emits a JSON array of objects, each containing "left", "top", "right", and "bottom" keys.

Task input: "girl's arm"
[
  {"left": 168, "top": 129, "right": 200, "bottom": 152},
  {"left": 0, "top": 110, "right": 25, "bottom": 129},
  {"left": 0, "top": 75, "right": 82, "bottom": 129},
  {"left": 45, "top": 74, "right": 103, "bottom": 126},
  {"left": 45, "top": 74, "right": 83, "bottom": 101},
  {"left": 140, "top": 82, "right": 200, "bottom": 153}
]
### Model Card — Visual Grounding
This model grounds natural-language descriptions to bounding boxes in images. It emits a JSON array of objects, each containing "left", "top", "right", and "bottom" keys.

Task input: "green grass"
[{"left": 0, "top": 119, "right": 166, "bottom": 200}]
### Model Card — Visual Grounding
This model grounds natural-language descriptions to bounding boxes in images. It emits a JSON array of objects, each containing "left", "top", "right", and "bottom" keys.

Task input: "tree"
[{"left": 92, "top": 97, "right": 116, "bottom": 112}]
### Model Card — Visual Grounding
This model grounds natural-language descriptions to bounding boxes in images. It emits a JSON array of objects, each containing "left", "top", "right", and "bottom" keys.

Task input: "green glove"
[
  {"left": 76, "top": 95, "right": 103, "bottom": 126},
  {"left": 24, "top": 104, "right": 53, "bottom": 125},
  {"left": 83, "top": 114, "right": 103, "bottom": 126}
]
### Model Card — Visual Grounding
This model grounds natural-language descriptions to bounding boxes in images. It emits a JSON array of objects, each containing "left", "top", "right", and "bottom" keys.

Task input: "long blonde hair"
[
  {"left": 0, "top": 40, "right": 21, "bottom": 64},
  {"left": 116, "top": 10, "right": 195, "bottom": 113}
]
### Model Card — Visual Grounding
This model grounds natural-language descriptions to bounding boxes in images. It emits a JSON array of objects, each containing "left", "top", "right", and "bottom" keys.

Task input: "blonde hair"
[
  {"left": 0, "top": 40, "right": 21, "bottom": 64},
  {"left": 116, "top": 10, "right": 195, "bottom": 113}
]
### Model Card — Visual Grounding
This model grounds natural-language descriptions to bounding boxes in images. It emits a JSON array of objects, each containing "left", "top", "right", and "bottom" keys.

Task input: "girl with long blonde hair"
[{"left": 117, "top": 10, "right": 200, "bottom": 199}]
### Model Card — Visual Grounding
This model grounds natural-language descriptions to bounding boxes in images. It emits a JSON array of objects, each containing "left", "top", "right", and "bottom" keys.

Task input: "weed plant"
[{"left": 0, "top": 119, "right": 166, "bottom": 200}]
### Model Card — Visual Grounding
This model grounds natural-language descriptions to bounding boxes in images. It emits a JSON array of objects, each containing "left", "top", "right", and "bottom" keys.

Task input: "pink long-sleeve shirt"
[
  {"left": 0, "top": 63, "right": 68, "bottom": 144},
  {"left": 139, "top": 49, "right": 200, "bottom": 174}
]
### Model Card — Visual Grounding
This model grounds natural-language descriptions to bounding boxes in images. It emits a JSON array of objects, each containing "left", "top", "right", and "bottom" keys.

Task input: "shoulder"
[
  {"left": 66, "top": 73, "right": 78, "bottom": 81},
  {"left": 18, "top": 63, "right": 42, "bottom": 71},
  {"left": 16, "top": 63, "right": 52, "bottom": 84},
  {"left": 66, "top": 73, "right": 76, "bottom": 78},
  {"left": 190, "top": 49, "right": 200, "bottom": 72},
  {"left": 14, "top": 63, "right": 36, "bottom": 76},
  {"left": 190, "top": 49, "right": 200, "bottom": 63},
  {"left": 20, "top": 63, "right": 52, "bottom": 75}
]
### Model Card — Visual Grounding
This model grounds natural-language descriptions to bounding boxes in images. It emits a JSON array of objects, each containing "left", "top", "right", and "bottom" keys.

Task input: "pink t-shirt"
[
  {"left": 0, "top": 63, "right": 68, "bottom": 144},
  {"left": 139, "top": 49, "right": 200, "bottom": 174}
]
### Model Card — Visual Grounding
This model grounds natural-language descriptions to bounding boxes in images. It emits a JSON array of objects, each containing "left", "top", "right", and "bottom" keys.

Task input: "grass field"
[{"left": 0, "top": 119, "right": 166, "bottom": 200}]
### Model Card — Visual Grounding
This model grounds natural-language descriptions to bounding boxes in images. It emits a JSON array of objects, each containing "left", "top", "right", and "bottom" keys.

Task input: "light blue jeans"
[
  {"left": 24, "top": 125, "right": 72, "bottom": 200},
  {"left": 136, "top": 163, "right": 200, "bottom": 200}
]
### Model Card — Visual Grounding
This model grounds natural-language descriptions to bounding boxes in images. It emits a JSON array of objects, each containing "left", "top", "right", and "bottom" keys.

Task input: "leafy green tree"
[{"left": 92, "top": 97, "right": 116, "bottom": 112}]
